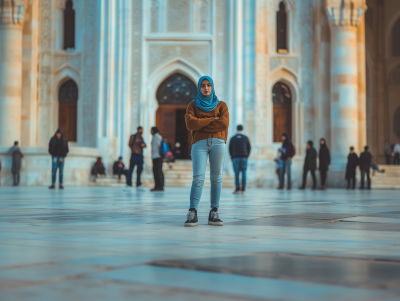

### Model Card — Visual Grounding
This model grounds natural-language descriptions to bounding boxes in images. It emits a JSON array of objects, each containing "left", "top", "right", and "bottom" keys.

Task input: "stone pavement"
[{"left": 0, "top": 187, "right": 399, "bottom": 301}]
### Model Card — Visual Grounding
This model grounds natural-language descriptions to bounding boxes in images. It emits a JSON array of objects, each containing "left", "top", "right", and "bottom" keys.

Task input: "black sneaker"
[
  {"left": 184, "top": 208, "right": 198, "bottom": 227},
  {"left": 208, "top": 207, "right": 223, "bottom": 226},
  {"left": 241, "top": 187, "right": 246, "bottom": 195},
  {"left": 49, "top": 185, "right": 55, "bottom": 189},
  {"left": 233, "top": 188, "right": 241, "bottom": 195}
]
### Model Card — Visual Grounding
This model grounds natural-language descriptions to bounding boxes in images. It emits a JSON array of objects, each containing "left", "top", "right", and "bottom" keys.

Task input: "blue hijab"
[{"left": 194, "top": 76, "right": 220, "bottom": 112}]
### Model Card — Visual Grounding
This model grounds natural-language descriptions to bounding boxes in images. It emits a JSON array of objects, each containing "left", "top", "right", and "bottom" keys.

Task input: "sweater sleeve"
[
  {"left": 247, "top": 138, "right": 251, "bottom": 156},
  {"left": 202, "top": 103, "right": 229, "bottom": 133},
  {"left": 185, "top": 103, "right": 215, "bottom": 131}
]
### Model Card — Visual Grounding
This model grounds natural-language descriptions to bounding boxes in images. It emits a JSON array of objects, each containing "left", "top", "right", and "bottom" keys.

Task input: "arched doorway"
[
  {"left": 58, "top": 79, "right": 78, "bottom": 142},
  {"left": 272, "top": 82, "right": 292, "bottom": 142},
  {"left": 156, "top": 73, "right": 196, "bottom": 159}
]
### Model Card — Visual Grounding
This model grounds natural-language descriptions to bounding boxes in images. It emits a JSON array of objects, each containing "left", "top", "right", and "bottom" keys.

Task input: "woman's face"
[
  {"left": 321, "top": 140, "right": 325, "bottom": 145},
  {"left": 200, "top": 79, "right": 212, "bottom": 96}
]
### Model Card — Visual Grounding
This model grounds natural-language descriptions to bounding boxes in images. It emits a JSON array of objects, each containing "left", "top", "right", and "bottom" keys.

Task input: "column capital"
[
  {"left": 0, "top": 0, "right": 27, "bottom": 26},
  {"left": 325, "top": 0, "right": 367, "bottom": 28}
]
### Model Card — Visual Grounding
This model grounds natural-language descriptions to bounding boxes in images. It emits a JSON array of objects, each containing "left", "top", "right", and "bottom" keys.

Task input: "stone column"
[
  {"left": 326, "top": 0, "right": 367, "bottom": 160},
  {"left": 0, "top": 0, "right": 27, "bottom": 146}
]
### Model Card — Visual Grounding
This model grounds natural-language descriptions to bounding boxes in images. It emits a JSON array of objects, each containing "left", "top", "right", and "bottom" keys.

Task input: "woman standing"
[
  {"left": 184, "top": 76, "right": 229, "bottom": 227},
  {"left": 318, "top": 138, "right": 331, "bottom": 190}
]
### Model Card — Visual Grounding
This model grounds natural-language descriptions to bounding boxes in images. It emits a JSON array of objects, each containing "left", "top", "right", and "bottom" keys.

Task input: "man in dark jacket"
[
  {"left": 229, "top": 125, "right": 251, "bottom": 194},
  {"left": 345, "top": 146, "right": 358, "bottom": 190},
  {"left": 359, "top": 146, "right": 372, "bottom": 190},
  {"left": 299, "top": 140, "right": 317, "bottom": 190},
  {"left": 113, "top": 157, "right": 127, "bottom": 180},
  {"left": 278, "top": 133, "right": 296, "bottom": 190},
  {"left": 124, "top": 126, "right": 146, "bottom": 191},
  {"left": 48, "top": 129, "right": 69, "bottom": 189},
  {"left": 9, "top": 141, "right": 23, "bottom": 186}
]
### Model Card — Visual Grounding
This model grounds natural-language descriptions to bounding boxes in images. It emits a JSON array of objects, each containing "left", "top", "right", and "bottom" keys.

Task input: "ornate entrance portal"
[{"left": 156, "top": 73, "right": 197, "bottom": 159}]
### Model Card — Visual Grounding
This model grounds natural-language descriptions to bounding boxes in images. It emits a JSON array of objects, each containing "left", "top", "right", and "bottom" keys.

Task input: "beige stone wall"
[{"left": 21, "top": 0, "right": 40, "bottom": 147}]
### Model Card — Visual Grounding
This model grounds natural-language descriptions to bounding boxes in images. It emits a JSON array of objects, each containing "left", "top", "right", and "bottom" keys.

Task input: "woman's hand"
[{"left": 215, "top": 117, "right": 219, "bottom": 120}]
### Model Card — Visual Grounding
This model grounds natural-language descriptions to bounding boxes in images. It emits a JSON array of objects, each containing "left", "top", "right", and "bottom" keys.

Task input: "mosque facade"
[{"left": 0, "top": 0, "right": 399, "bottom": 187}]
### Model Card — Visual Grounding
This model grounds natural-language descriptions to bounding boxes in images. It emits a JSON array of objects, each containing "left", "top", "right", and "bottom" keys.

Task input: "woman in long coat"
[
  {"left": 318, "top": 138, "right": 331, "bottom": 190},
  {"left": 345, "top": 146, "right": 359, "bottom": 189}
]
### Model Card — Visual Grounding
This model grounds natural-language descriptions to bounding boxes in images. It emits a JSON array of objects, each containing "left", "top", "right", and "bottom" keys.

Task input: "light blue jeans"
[{"left": 190, "top": 138, "right": 226, "bottom": 210}]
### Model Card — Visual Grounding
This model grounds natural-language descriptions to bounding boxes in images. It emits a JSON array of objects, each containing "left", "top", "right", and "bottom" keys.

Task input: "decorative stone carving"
[
  {"left": 148, "top": 44, "right": 210, "bottom": 75},
  {"left": 270, "top": 57, "right": 299, "bottom": 73},
  {"left": 150, "top": 0, "right": 158, "bottom": 33},
  {"left": 131, "top": 0, "right": 142, "bottom": 130},
  {"left": 167, "top": 0, "right": 190, "bottom": 32},
  {"left": 214, "top": 0, "right": 227, "bottom": 100},
  {"left": 325, "top": 0, "right": 367, "bottom": 27},
  {"left": 198, "top": 0, "right": 210, "bottom": 33},
  {"left": 81, "top": 0, "right": 97, "bottom": 147},
  {"left": 54, "top": 53, "right": 82, "bottom": 71},
  {"left": 0, "top": 0, "right": 27, "bottom": 25},
  {"left": 389, "top": 65, "right": 400, "bottom": 86},
  {"left": 39, "top": 0, "right": 52, "bottom": 106}
]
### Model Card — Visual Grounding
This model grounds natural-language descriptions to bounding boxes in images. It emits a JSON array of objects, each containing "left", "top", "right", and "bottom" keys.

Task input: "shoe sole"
[
  {"left": 184, "top": 222, "right": 198, "bottom": 227},
  {"left": 208, "top": 221, "right": 224, "bottom": 226}
]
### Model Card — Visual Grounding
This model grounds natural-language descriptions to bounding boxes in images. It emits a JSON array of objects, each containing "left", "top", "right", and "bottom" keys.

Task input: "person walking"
[
  {"left": 150, "top": 127, "right": 164, "bottom": 191},
  {"left": 345, "top": 146, "right": 358, "bottom": 190},
  {"left": 359, "top": 146, "right": 372, "bottom": 190},
  {"left": 113, "top": 157, "right": 127, "bottom": 181},
  {"left": 9, "top": 141, "right": 23, "bottom": 186},
  {"left": 394, "top": 142, "right": 400, "bottom": 165},
  {"left": 318, "top": 138, "right": 331, "bottom": 190},
  {"left": 299, "top": 140, "right": 317, "bottom": 190},
  {"left": 124, "top": 126, "right": 146, "bottom": 191},
  {"left": 48, "top": 129, "right": 69, "bottom": 189},
  {"left": 184, "top": 75, "right": 229, "bottom": 227},
  {"left": 384, "top": 141, "right": 392, "bottom": 165},
  {"left": 229, "top": 125, "right": 251, "bottom": 195},
  {"left": 278, "top": 133, "right": 295, "bottom": 190}
]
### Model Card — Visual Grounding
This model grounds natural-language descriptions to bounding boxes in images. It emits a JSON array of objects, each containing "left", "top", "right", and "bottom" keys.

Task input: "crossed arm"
[
  {"left": 202, "top": 105, "right": 229, "bottom": 133},
  {"left": 185, "top": 103, "right": 229, "bottom": 132}
]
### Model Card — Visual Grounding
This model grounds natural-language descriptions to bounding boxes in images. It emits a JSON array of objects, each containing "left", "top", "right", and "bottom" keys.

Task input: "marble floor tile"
[{"left": 1, "top": 187, "right": 400, "bottom": 300}]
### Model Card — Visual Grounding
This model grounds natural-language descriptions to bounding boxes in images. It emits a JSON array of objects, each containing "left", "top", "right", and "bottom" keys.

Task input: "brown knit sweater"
[{"left": 185, "top": 101, "right": 229, "bottom": 145}]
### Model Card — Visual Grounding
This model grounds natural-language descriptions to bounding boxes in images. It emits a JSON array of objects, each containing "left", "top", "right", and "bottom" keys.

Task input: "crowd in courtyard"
[
  {"left": 1, "top": 75, "right": 400, "bottom": 226},
  {"left": 1, "top": 75, "right": 399, "bottom": 195}
]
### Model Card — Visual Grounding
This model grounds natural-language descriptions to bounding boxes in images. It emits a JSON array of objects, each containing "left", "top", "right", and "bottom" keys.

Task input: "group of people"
[
  {"left": 273, "top": 136, "right": 330, "bottom": 191},
  {"left": 2, "top": 74, "right": 397, "bottom": 221},
  {"left": 384, "top": 141, "right": 400, "bottom": 165}
]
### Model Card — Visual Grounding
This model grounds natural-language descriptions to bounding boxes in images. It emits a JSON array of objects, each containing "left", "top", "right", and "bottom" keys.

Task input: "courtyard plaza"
[{"left": 0, "top": 187, "right": 399, "bottom": 301}]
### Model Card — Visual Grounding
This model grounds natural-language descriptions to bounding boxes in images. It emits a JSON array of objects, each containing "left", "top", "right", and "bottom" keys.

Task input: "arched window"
[
  {"left": 272, "top": 82, "right": 292, "bottom": 142},
  {"left": 156, "top": 73, "right": 197, "bottom": 105},
  {"left": 277, "top": 2, "right": 288, "bottom": 53},
  {"left": 392, "top": 18, "right": 400, "bottom": 56},
  {"left": 63, "top": 0, "right": 75, "bottom": 50},
  {"left": 59, "top": 80, "right": 78, "bottom": 142}
]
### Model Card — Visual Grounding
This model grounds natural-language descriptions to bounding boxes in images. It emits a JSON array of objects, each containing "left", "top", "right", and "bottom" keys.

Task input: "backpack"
[{"left": 159, "top": 139, "right": 169, "bottom": 157}]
